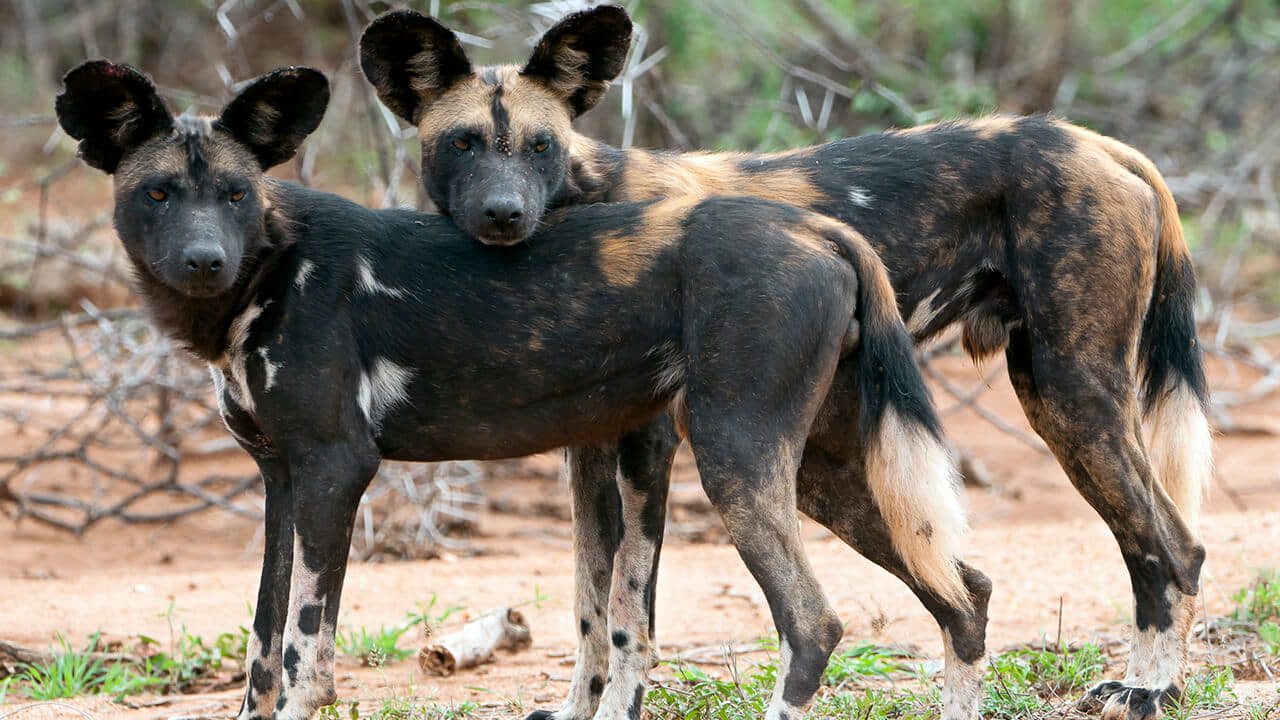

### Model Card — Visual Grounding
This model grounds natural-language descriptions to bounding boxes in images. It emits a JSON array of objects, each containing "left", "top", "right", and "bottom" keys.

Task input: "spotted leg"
[
  {"left": 236, "top": 457, "right": 294, "bottom": 720},
  {"left": 594, "top": 417, "right": 677, "bottom": 720},
  {"left": 272, "top": 442, "right": 381, "bottom": 720},
  {"left": 526, "top": 444, "right": 623, "bottom": 720}
]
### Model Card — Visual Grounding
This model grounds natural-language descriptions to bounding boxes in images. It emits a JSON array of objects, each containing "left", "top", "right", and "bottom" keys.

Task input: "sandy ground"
[{"left": 1, "top": 352, "right": 1278, "bottom": 719}]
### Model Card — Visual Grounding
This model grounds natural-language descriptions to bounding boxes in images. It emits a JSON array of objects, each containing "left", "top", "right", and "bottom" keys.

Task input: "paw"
[
  {"left": 524, "top": 711, "right": 587, "bottom": 720},
  {"left": 1078, "top": 681, "right": 1177, "bottom": 720},
  {"left": 1077, "top": 681, "right": 1125, "bottom": 713}
]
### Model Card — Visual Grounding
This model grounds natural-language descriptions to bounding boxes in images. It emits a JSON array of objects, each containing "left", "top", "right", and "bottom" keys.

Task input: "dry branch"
[{"left": 417, "top": 607, "right": 532, "bottom": 677}]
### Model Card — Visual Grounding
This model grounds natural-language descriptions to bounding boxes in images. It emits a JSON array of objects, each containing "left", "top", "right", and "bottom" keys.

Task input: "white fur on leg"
[
  {"left": 941, "top": 630, "right": 984, "bottom": 720},
  {"left": 274, "top": 535, "right": 337, "bottom": 720},
  {"left": 866, "top": 409, "right": 970, "bottom": 609},
  {"left": 1146, "top": 385, "right": 1213, "bottom": 529},
  {"left": 559, "top": 458, "right": 612, "bottom": 720},
  {"left": 1121, "top": 587, "right": 1194, "bottom": 691},
  {"left": 594, "top": 476, "right": 658, "bottom": 720},
  {"left": 765, "top": 639, "right": 805, "bottom": 720},
  {"left": 236, "top": 631, "right": 279, "bottom": 720}
]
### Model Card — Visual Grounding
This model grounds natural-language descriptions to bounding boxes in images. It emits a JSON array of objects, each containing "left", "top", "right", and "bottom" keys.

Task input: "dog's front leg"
[
  {"left": 237, "top": 457, "right": 294, "bottom": 720},
  {"left": 272, "top": 442, "right": 380, "bottom": 720}
]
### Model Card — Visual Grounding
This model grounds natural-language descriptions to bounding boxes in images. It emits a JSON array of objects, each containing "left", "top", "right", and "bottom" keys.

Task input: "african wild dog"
[
  {"left": 57, "top": 61, "right": 983, "bottom": 720},
  {"left": 361, "top": 7, "right": 1212, "bottom": 720}
]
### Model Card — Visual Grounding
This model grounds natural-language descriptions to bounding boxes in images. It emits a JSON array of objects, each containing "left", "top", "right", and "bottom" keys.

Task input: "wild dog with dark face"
[
  {"left": 57, "top": 61, "right": 981, "bottom": 720},
  {"left": 362, "top": 8, "right": 1211, "bottom": 720}
]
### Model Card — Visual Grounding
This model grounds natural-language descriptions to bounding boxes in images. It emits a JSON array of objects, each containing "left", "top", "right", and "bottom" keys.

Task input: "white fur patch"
[
  {"left": 1116, "top": 586, "right": 1194, "bottom": 710},
  {"left": 764, "top": 639, "right": 800, "bottom": 720},
  {"left": 941, "top": 630, "right": 984, "bottom": 720},
  {"left": 1145, "top": 385, "right": 1213, "bottom": 529},
  {"left": 906, "top": 289, "right": 943, "bottom": 335},
  {"left": 356, "top": 256, "right": 407, "bottom": 298},
  {"left": 847, "top": 186, "right": 874, "bottom": 209},
  {"left": 294, "top": 259, "right": 315, "bottom": 292},
  {"left": 257, "top": 347, "right": 282, "bottom": 392},
  {"left": 650, "top": 340, "right": 685, "bottom": 397},
  {"left": 226, "top": 303, "right": 265, "bottom": 411},
  {"left": 867, "top": 408, "right": 970, "bottom": 608},
  {"left": 276, "top": 534, "right": 335, "bottom": 720},
  {"left": 209, "top": 366, "right": 252, "bottom": 446},
  {"left": 357, "top": 358, "right": 414, "bottom": 430}
]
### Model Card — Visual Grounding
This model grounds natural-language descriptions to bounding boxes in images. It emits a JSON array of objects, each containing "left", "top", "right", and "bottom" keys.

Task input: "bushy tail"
[
  {"left": 1071, "top": 124, "right": 1214, "bottom": 526},
  {"left": 817, "top": 217, "right": 971, "bottom": 608}
]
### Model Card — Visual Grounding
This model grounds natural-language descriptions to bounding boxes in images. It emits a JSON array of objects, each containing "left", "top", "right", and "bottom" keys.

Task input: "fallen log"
[{"left": 417, "top": 607, "right": 531, "bottom": 676}]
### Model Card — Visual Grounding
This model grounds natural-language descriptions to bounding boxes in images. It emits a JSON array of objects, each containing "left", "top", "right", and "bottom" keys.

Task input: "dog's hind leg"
[
  {"left": 236, "top": 457, "right": 294, "bottom": 720},
  {"left": 794, "top": 448, "right": 989, "bottom": 720},
  {"left": 1005, "top": 327, "right": 1204, "bottom": 720},
  {"left": 688, "top": 427, "right": 844, "bottom": 720}
]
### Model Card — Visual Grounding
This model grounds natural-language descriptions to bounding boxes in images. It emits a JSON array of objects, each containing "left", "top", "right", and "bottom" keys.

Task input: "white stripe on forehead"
[{"left": 174, "top": 114, "right": 216, "bottom": 135}]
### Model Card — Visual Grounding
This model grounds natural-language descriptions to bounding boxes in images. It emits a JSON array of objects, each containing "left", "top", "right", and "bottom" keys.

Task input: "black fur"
[
  {"left": 359, "top": 10, "right": 472, "bottom": 124},
  {"left": 57, "top": 62, "right": 954, "bottom": 720}
]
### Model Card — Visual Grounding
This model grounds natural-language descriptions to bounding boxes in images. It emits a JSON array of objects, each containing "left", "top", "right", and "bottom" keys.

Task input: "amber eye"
[
  {"left": 452, "top": 139, "right": 471, "bottom": 151},
  {"left": 534, "top": 140, "right": 550, "bottom": 153},
  {"left": 229, "top": 190, "right": 246, "bottom": 202},
  {"left": 147, "top": 189, "right": 167, "bottom": 202}
]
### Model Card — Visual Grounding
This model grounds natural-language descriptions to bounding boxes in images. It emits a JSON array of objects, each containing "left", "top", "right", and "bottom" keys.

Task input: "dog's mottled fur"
[
  {"left": 57, "top": 61, "right": 981, "bottom": 720},
  {"left": 361, "top": 7, "right": 1211, "bottom": 720}
]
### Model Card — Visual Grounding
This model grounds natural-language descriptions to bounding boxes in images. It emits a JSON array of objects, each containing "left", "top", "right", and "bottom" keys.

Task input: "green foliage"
[
  {"left": 16, "top": 634, "right": 160, "bottom": 701},
  {"left": 645, "top": 638, "right": 930, "bottom": 720},
  {"left": 646, "top": 661, "right": 771, "bottom": 720},
  {"left": 821, "top": 641, "right": 907, "bottom": 685},
  {"left": 1165, "top": 667, "right": 1236, "bottom": 720},
  {"left": 337, "top": 624, "right": 417, "bottom": 667},
  {"left": 983, "top": 643, "right": 1106, "bottom": 718},
  {"left": 338, "top": 598, "right": 462, "bottom": 667},
  {"left": 318, "top": 695, "right": 480, "bottom": 720},
  {"left": 1233, "top": 569, "right": 1280, "bottom": 624},
  {"left": 1259, "top": 622, "right": 1280, "bottom": 656}
]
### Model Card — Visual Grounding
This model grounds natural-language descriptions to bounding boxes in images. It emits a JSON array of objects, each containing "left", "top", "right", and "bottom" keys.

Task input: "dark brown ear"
[
  {"left": 521, "top": 4, "right": 632, "bottom": 118},
  {"left": 216, "top": 67, "right": 329, "bottom": 170},
  {"left": 360, "top": 10, "right": 473, "bottom": 125},
  {"left": 54, "top": 60, "right": 174, "bottom": 173}
]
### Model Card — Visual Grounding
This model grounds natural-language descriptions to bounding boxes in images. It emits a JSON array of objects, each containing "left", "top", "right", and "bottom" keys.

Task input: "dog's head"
[
  {"left": 360, "top": 5, "right": 631, "bottom": 246},
  {"left": 55, "top": 61, "right": 329, "bottom": 297}
]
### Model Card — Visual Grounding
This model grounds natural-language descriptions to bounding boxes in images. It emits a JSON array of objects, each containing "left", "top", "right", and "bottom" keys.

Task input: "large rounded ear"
[
  {"left": 521, "top": 4, "right": 632, "bottom": 118},
  {"left": 360, "top": 10, "right": 474, "bottom": 125},
  {"left": 55, "top": 60, "right": 174, "bottom": 174},
  {"left": 216, "top": 67, "right": 329, "bottom": 170}
]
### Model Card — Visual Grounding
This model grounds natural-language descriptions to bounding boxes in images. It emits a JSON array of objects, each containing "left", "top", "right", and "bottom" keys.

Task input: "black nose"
[
  {"left": 483, "top": 197, "right": 524, "bottom": 228},
  {"left": 183, "top": 245, "right": 226, "bottom": 277}
]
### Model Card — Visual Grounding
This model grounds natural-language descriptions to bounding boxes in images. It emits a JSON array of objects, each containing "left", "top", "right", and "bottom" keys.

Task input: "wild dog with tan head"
[
  {"left": 362, "top": 7, "right": 1211, "bottom": 720},
  {"left": 58, "top": 60, "right": 981, "bottom": 720}
]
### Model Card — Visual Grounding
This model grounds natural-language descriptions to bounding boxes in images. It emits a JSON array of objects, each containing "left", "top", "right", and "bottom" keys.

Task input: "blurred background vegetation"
[
  {"left": 0, "top": 0, "right": 1277, "bottom": 535},
  {"left": 0, "top": 0, "right": 1278, "bottom": 312}
]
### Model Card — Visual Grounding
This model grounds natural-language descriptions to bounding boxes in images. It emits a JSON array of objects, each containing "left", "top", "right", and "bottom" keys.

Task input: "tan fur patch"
[
  {"left": 617, "top": 151, "right": 822, "bottom": 208},
  {"left": 595, "top": 196, "right": 699, "bottom": 288},
  {"left": 416, "top": 66, "right": 574, "bottom": 156},
  {"left": 112, "top": 117, "right": 274, "bottom": 204}
]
